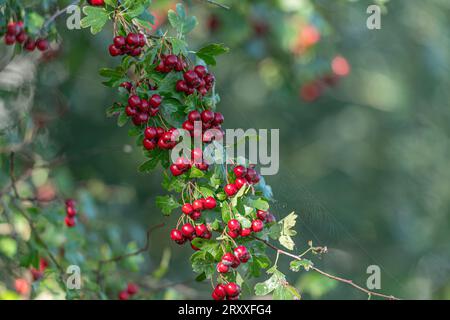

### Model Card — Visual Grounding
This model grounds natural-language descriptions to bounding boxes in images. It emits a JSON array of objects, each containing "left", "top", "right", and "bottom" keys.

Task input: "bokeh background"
[{"left": 1, "top": 0, "right": 450, "bottom": 299}]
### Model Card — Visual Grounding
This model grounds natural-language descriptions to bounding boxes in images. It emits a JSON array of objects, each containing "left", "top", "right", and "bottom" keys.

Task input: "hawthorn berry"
[
  {"left": 109, "top": 44, "right": 121, "bottom": 56},
  {"left": 224, "top": 184, "right": 238, "bottom": 197},
  {"left": 144, "top": 127, "right": 158, "bottom": 139},
  {"left": 191, "top": 211, "right": 202, "bottom": 221},
  {"left": 192, "top": 199, "right": 204, "bottom": 211},
  {"left": 234, "top": 246, "right": 250, "bottom": 263},
  {"left": 183, "top": 70, "right": 199, "bottom": 86},
  {"left": 225, "top": 282, "right": 240, "bottom": 297},
  {"left": 176, "top": 80, "right": 189, "bottom": 92},
  {"left": 182, "top": 120, "right": 195, "bottom": 131},
  {"left": 195, "top": 224, "right": 209, "bottom": 238},
  {"left": 143, "top": 139, "right": 156, "bottom": 150},
  {"left": 194, "top": 65, "right": 207, "bottom": 78},
  {"left": 36, "top": 38, "right": 49, "bottom": 51},
  {"left": 127, "top": 283, "right": 139, "bottom": 295},
  {"left": 212, "top": 284, "right": 227, "bottom": 300},
  {"left": 201, "top": 110, "right": 215, "bottom": 123},
  {"left": 240, "top": 228, "right": 252, "bottom": 237},
  {"left": 227, "top": 229, "right": 239, "bottom": 239},
  {"left": 257, "top": 210, "right": 268, "bottom": 221},
  {"left": 251, "top": 219, "right": 264, "bottom": 233},
  {"left": 221, "top": 252, "right": 239, "bottom": 268},
  {"left": 234, "top": 165, "right": 247, "bottom": 178},
  {"left": 204, "top": 197, "right": 217, "bottom": 210},
  {"left": 235, "top": 178, "right": 247, "bottom": 190},
  {"left": 66, "top": 206, "right": 77, "bottom": 217},
  {"left": 128, "top": 95, "right": 141, "bottom": 108},
  {"left": 149, "top": 94, "right": 162, "bottom": 108},
  {"left": 170, "top": 229, "right": 185, "bottom": 244},
  {"left": 15, "top": 31, "right": 27, "bottom": 44},
  {"left": 182, "top": 203, "right": 194, "bottom": 215},
  {"left": 165, "top": 54, "right": 178, "bottom": 67},
  {"left": 213, "top": 112, "right": 224, "bottom": 125},
  {"left": 217, "top": 262, "right": 229, "bottom": 273},
  {"left": 4, "top": 34, "right": 16, "bottom": 45},
  {"left": 24, "top": 39, "right": 36, "bottom": 51},
  {"left": 181, "top": 223, "right": 195, "bottom": 240},
  {"left": 188, "top": 110, "right": 201, "bottom": 123},
  {"left": 118, "top": 290, "right": 129, "bottom": 300},
  {"left": 88, "top": 0, "right": 105, "bottom": 6},
  {"left": 170, "top": 164, "right": 184, "bottom": 176},
  {"left": 65, "top": 216, "right": 76, "bottom": 227},
  {"left": 228, "top": 219, "right": 241, "bottom": 232}
]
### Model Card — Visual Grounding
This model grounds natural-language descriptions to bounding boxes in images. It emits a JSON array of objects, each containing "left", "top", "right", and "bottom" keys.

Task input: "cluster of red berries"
[
  {"left": 212, "top": 282, "right": 241, "bottom": 300},
  {"left": 182, "top": 110, "right": 224, "bottom": 142},
  {"left": 170, "top": 223, "right": 212, "bottom": 250},
  {"left": 224, "top": 165, "right": 261, "bottom": 197},
  {"left": 109, "top": 33, "right": 146, "bottom": 57},
  {"left": 3, "top": 21, "right": 49, "bottom": 52},
  {"left": 155, "top": 54, "right": 187, "bottom": 73},
  {"left": 216, "top": 245, "right": 250, "bottom": 274},
  {"left": 142, "top": 126, "right": 178, "bottom": 151},
  {"left": 226, "top": 217, "right": 264, "bottom": 239},
  {"left": 170, "top": 148, "right": 210, "bottom": 176},
  {"left": 64, "top": 199, "right": 77, "bottom": 228},
  {"left": 181, "top": 197, "right": 217, "bottom": 221},
  {"left": 118, "top": 283, "right": 139, "bottom": 300},
  {"left": 30, "top": 258, "right": 48, "bottom": 281},
  {"left": 125, "top": 93, "right": 162, "bottom": 126},
  {"left": 176, "top": 66, "right": 215, "bottom": 96}
]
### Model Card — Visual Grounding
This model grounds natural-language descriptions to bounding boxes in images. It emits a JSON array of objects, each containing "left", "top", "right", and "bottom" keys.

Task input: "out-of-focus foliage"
[{"left": 1, "top": 0, "right": 449, "bottom": 300}]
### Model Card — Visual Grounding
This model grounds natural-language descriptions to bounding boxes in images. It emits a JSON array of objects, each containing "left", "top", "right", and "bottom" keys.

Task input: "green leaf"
[
  {"left": 254, "top": 269, "right": 286, "bottom": 296},
  {"left": 273, "top": 285, "right": 301, "bottom": 300},
  {"left": 196, "top": 43, "right": 229, "bottom": 66},
  {"left": 246, "top": 197, "right": 270, "bottom": 211},
  {"left": 138, "top": 158, "right": 160, "bottom": 172},
  {"left": 117, "top": 111, "right": 128, "bottom": 127},
  {"left": 189, "top": 166, "right": 205, "bottom": 178},
  {"left": 167, "top": 3, "right": 198, "bottom": 35},
  {"left": 80, "top": 6, "right": 109, "bottom": 34},
  {"left": 221, "top": 203, "right": 231, "bottom": 223},
  {"left": 171, "top": 38, "right": 188, "bottom": 55},
  {"left": 155, "top": 195, "right": 180, "bottom": 216},
  {"left": 290, "top": 259, "right": 313, "bottom": 272}
]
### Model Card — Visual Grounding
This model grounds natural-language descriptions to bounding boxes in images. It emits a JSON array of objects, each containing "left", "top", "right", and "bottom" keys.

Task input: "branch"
[{"left": 253, "top": 236, "right": 400, "bottom": 300}]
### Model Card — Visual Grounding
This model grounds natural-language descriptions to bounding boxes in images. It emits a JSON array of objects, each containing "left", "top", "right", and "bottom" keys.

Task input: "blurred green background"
[{"left": 2, "top": 0, "right": 450, "bottom": 299}]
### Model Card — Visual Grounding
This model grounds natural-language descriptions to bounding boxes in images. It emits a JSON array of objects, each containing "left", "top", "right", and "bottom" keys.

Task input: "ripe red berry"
[
  {"left": 175, "top": 157, "right": 190, "bottom": 171},
  {"left": 181, "top": 203, "right": 193, "bottom": 215},
  {"left": 181, "top": 223, "right": 195, "bottom": 240},
  {"left": 109, "top": 44, "right": 122, "bottom": 56},
  {"left": 245, "top": 167, "right": 260, "bottom": 183},
  {"left": 156, "top": 127, "right": 165, "bottom": 137},
  {"left": 120, "top": 81, "right": 133, "bottom": 91},
  {"left": 227, "top": 229, "right": 239, "bottom": 238},
  {"left": 149, "top": 94, "right": 162, "bottom": 108},
  {"left": 240, "top": 228, "right": 252, "bottom": 237},
  {"left": 165, "top": 54, "right": 178, "bottom": 67},
  {"left": 183, "top": 70, "right": 199, "bottom": 85},
  {"left": 212, "top": 284, "right": 227, "bottom": 300},
  {"left": 257, "top": 210, "right": 268, "bottom": 221},
  {"left": 227, "top": 219, "right": 241, "bottom": 232},
  {"left": 118, "top": 290, "right": 129, "bottom": 300},
  {"left": 182, "top": 120, "right": 194, "bottom": 131},
  {"left": 266, "top": 214, "right": 276, "bottom": 223},
  {"left": 4, "top": 34, "right": 16, "bottom": 45},
  {"left": 128, "top": 95, "right": 141, "bottom": 108},
  {"left": 113, "top": 36, "right": 126, "bottom": 47},
  {"left": 88, "top": 0, "right": 105, "bottom": 6},
  {"left": 234, "top": 178, "right": 247, "bottom": 190},
  {"left": 191, "top": 147, "right": 203, "bottom": 163},
  {"left": 192, "top": 199, "right": 204, "bottom": 211},
  {"left": 126, "top": 33, "right": 139, "bottom": 46},
  {"left": 194, "top": 65, "right": 207, "bottom": 78},
  {"left": 204, "top": 197, "right": 217, "bottom": 210},
  {"left": 221, "top": 253, "right": 239, "bottom": 268},
  {"left": 138, "top": 33, "right": 146, "bottom": 47},
  {"left": 195, "top": 224, "right": 208, "bottom": 237},
  {"left": 188, "top": 110, "right": 201, "bottom": 123},
  {"left": 144, "top": 127, "right": 157, "bottom": 139},
  {"left": 251, "top": 219, "right": 264, "bottom": 233},
  {"left": 15, "top": 31, "right": 27, "bottom": 44},
  {"left": 143, "top": 139, "right": 156, "bottom": 150},
  {"left": 65, "top": 216, "right": 76, "bottom": 227},
  {"left": 170, "top": 229, "right": 185, "bottom": 244},
  {"left": 225, "top": 282, "right": 240, "bottom": 297},
  {"left": 170, "top": 164, "right": 184, "bottom": 176},
  {"left": 224, "top": 184, "right": 238, "bottom": 197},
  {"left": 125, "top": 106, "right": 137, "bottom": 116},
  {"left": 65, "top": 199, "right": 76, "bottom": 207},
  {"left": 234, "top": 245, "right": 250, "bottom": 263},
  {"left": 24, "top": 39, "right": 36, "bottom": 51},
  {"left": 191, "top": 211, "right": 202, "bottom": 221},
  {"left": 66, "top": 206, "right": 77, "bottom": 217},
  {"left": 6, "top": 22, "right": 19, "bottom": 36},
  {"left": 176, "top": 80, "right": 188, "bottom": 92},
  {"left": 201, "top": 110, "right": 215, "bottom": 123},
  {"left": 127, "top": 283, "right": 139, "bottom": 295},
  {"left": 213, "top": 112, "right": 224, "bottom": 125},
  {"left": 36, "top": 38, "right": 49, "bottom": 51},
  {"left": 234, "top": 166, "right": 247, "bottom": 178},
  {"left": 217, "top": 262, "right": 229, "bottom": 273}
]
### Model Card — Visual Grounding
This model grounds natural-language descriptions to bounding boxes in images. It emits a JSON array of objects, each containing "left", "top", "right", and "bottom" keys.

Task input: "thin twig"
[
  {"left": 198, "top": 0, "right": 230, "bottom": 10},
  {"left": 252, "top": 236, "right": 400, "bottom": 300}
]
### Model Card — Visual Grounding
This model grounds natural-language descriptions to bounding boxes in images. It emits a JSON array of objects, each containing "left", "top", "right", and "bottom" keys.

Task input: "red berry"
[
  {"left": 175, "top": 157, "right": 190, "bottom": 171},
  {"left": 127, "top": 283, "right": 139, "bottom": 295},
  {"left": 109, "top": 44, "right": 122, "bottom": 56},
  {"left": 24, "top": 39, "right": 36, "bottom": 51},
  {"left": 65, "top": 199, "right": 76, "bottom": 207},
  {"left": 192, "top": 199, "right": 204, "bottom": 211},
  {"left": 194, "top": 65, "right": 207, "bottom": 78},
  {"left": 257, "top": 210, "right": 268, "bottom": 221},
  {"left": 170, "top": 164, "right": 184, "bottom": 176},
  {"left": 224, "top": 184, "right": 238, "bottom": 197},
  {"left": 221, "top": 253, "right": 239, "bottom": 268},
  {"left": 65, "top": 216, "right": 76, "bottom": 227},
  {"left": 204, "top": 197, "right": 217, "bottom": 210},
  {"left": 183, "top": 70, "right": 200, "bottom": 86},
  {"left": 195, "top": 224, "right": 209, "bottom": 237},
  {"left": 126, "top": 33, "right": 139, "bottom": 46},
  {"left": 227, "top": 219, "right": 241, "bottom": 232},
  {"left": 120, "top": 81, "right": 133, "bottom": 91},
  {"left": 36, "top": 38, "right": 49, "bottom": 51},
  {"left": 113, "top": 36, "right": 126, "bottom": 47},
  {"left": 245, "top": 167, "right": 259, "bottom": 183},
  {"left": 181, "top": 223, "right": 195, "bottom": 240},
  {"left": 15, "top": 31, "right": 27, "bottom": 44},
  {"left": 240, "top": 228, "right": 252, "bottom": 237},
  {"left": 125, "top": 106, "right": 137, "bottom": 117},
  {"left": 188, "top": 110, "right": 201, "bottom": 123},
  {"left": 191, "top": 147, "right": 203, "bottom": 163},
  {"left": 266, "top": 214, "right": 276, "bottom": 223},
  {"left": 182, "top": 203, "right": 194, "bottom": 215},
  {"left": 138, "top": 33, "right": 146, "bottom": 47},
  {"left": 191, "top": 211, "right": 202, "bottom": 221},
  {"left": 217, "top": 262, "right": 229, "bottom": 273},
  {"left": 156, "top": 127, "right": 165, "bottom": 137},
  {"left": 182, "top": 120, "right": 194, "bottom": 131},
  {"left": 225, "top": 283, "right": 240, "bottom": 297},
  {"left": 66, "top": 206, "right": 77, "bottom": 217},
  {"left": 144, "top": 127, "right": 157, "bottom": 139},
  {"left": 118, "top": 290, "right": 129, "bottom": 300},
  {"left": 149, "top": 94, "right": 162, "bottom": 108},
  {"left": 6, "top": 22, "right": 19, "bottom": 36},
  {"left": 234, "top": 166, "right": 247, "bottom": 178},
  {"left": 170, "top": 229, "right": 185, "bottom": 244},
  {"left": 165, "top": 54, "right": 178, "bottom": 67},
  {"left": 130, "top": 47, "right": 142, "bottom": 57},
  {"left": 201, "top": 110, "right": 215, "bottom": 123},
  {"left": 227, "top": 229, "right": 239, "bottom": 238},
  {"left": 143, "top": 139, "right": 156, "bottom": 150},
  {"left": 88, "top": 0, "right": 105, "bottom": 6},
  {"left": 4, "top": 34, "right": 16, "bottom": 45},
  {"left": 128, "top": 95, "right": 141, "bottom": 108},
  {"left": 234, "top": 245, "right": 250, "bottom": 263},
  {"left": 251, "top": 219, "right": 264, "bottom": 233},
  {"left": 235, "top": 178, "right": 247, "bottom": 190},
  {"left": 213, "top": 112, "right": 224, "bottom": 125},
  {"left": 212, "top": 284, "right": 227, "bottom": 300},
  {"left": 176, "top": 80, "right": 189, "bottom": 92}
]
